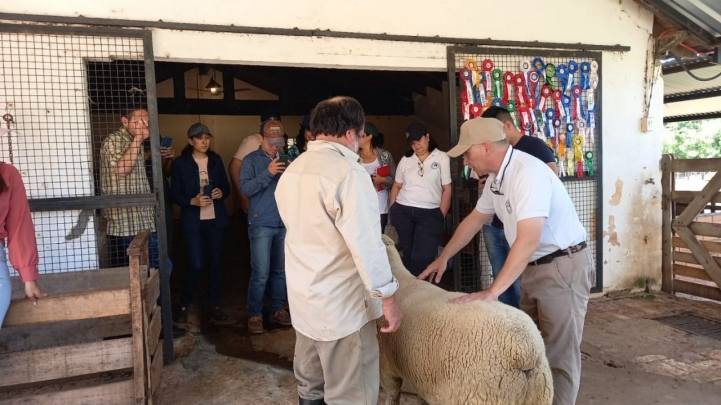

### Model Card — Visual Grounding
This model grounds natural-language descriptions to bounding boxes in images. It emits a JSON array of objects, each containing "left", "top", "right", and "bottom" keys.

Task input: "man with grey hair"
[
  {"left": 419, "top": 117, "right": 592, "bottom": 405},
  {"left": 276, "top": 96, "right": 402, "bottom": 405}
]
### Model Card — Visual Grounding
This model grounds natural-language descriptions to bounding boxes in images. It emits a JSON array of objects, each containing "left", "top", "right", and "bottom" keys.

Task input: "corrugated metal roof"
[{"left": 665, "top": 65, "right": 721, "bottom": 95}]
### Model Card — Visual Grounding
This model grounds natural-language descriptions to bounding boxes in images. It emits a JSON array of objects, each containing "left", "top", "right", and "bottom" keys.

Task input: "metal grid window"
[
  {"left": 447, "top": 46, "right": 603, "bottom": 293},
  {"left": 0, "top": 29, "right": 163, "bottom": 274}
]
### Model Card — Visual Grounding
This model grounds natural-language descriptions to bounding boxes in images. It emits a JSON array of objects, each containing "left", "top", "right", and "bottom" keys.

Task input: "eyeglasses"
[
  {"left": 489, "top": 179, "right": 503, "bottom": 195},
  {"left": 417, "top": 161, "right": 424, "bottom": 177},
  {"left": 490, "top": 148, "right": 514, "bottom": 196}
]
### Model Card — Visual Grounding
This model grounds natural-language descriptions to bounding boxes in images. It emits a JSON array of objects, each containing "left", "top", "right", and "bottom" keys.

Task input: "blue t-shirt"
[{"left": 491, "top": 135, "right": 555, "bottom": 229}]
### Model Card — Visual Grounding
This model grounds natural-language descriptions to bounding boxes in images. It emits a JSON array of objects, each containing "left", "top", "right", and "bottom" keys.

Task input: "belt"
[{"left": 528, "top": 242, "right": 587, "bottom": 266}]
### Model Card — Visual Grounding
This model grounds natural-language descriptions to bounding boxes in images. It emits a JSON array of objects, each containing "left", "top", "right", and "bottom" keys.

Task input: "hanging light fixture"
[{"left": 204, "top": 68, "right": 222, "bottom": 94}]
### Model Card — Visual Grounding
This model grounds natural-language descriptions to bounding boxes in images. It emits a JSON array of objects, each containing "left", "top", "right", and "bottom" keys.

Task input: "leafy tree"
[{"left": 663, "top": 120, "right": 721, "bottom": 159}]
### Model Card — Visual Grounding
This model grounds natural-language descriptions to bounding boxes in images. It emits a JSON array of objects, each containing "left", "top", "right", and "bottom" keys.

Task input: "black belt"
[{"left": 528, "top": 242, "right": 587, "bottom": 266}]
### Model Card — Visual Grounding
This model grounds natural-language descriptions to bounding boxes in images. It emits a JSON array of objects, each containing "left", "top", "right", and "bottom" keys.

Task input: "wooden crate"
[{"left": 0, "top": 230, "right": 164, "bottom": 404}]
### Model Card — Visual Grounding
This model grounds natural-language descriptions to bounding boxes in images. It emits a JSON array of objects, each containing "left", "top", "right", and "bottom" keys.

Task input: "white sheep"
[{"left": 377, "top": 235, "right": 553, "bottom": 405}]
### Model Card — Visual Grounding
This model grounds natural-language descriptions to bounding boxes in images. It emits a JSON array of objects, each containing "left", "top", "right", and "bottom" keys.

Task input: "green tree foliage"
[{"left": 663, "top": 121, "right": 721, "bottom": 159}]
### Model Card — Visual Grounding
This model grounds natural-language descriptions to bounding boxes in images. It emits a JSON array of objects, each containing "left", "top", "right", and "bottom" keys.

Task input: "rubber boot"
[{"left": 298, "top": 398, "right": 325, "bottom": 405}]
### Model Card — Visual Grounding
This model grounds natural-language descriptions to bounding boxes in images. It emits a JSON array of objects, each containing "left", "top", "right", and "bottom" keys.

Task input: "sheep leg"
[{"left": 380, "top": 373, "right": 402, "bottom": 405}]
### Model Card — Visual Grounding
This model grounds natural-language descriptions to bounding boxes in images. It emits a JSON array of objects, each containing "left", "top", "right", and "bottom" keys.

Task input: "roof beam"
[
  {"left": 664, "top": 111, "right": 721, "bottom": 123},
  {"left": 637, "top": 0, "right": 719, "bottom": 46},
  {"left": 665, "top": 87, "right": 721, "bottom": 103}
]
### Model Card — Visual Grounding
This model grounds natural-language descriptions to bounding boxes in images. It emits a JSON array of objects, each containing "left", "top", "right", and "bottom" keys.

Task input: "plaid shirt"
[{"left": 100, "top": 128, "right": 156, "bottom": 237}]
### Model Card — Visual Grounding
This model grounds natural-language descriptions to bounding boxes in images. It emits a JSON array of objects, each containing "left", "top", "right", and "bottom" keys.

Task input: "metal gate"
[
  {"left": 661, "top": 155, "right": 721, "bottom": 301},
  {"left": 447, "top": 46, "right": 604, "bottom": 293},
  {"left": 0, "top": 24, "right": 172, "bottom": 361}
]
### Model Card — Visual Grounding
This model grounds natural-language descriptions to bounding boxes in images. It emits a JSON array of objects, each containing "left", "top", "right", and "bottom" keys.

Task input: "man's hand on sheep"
[
  {"left": 380, "top": 295, "right": 403, "bottom": 333},
  {"left": 417, "top": 256, "right": 447, "bottom": 284},
  {"left": 450, "top": 290, "right": 499, "bottom": 304}
]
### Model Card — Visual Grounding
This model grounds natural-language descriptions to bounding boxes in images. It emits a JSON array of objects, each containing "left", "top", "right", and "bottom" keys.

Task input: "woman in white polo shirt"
[{"left": 390, "top": 123, "right": 452, "bottom": 276}]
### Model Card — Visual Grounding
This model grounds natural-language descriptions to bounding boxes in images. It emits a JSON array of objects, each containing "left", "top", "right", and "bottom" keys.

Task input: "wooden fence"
[{"left": 661, "top": 155, "right": 721, "bottom": 301}]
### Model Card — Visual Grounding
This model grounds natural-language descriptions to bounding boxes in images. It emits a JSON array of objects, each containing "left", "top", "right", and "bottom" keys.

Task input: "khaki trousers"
[
  {"left": 520, "top": 249, "right": 593, "bottom": 405},
  {"left": 294, "top": 321, "right": 379, "bottom": 405}
]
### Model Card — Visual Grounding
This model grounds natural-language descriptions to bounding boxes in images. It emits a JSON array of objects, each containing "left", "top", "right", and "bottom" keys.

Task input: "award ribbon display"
[
  {"left": 585, "top": 151, "right": 594, "bottom": 177},
  {"left": 553, "top": 89, "right": 565, "bottom": 120},
  {"left": 567, "top": 60, "right": 578, "bottom": 94},
  {"left": 502, "top": 71, "right": 514, "bottom": 106},
  {"left": 556, "top": 63, "right": 569, "bottom": 94},
  {"left": 492, "top": 69, "right": 503, "bottom": 100},
  {"left": 482, "top": 59, "right": 494, "bottom": 94}
]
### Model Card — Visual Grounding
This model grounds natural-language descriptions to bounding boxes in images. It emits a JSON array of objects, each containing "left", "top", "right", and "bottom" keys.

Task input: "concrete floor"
[{"left": 158, "top": 216, "right": 721, "bottom": 404}]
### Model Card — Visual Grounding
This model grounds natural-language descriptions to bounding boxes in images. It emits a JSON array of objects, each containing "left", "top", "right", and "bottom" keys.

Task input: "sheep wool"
[{"left": 378, "top": 235, "right": 553, "bottom": 405}]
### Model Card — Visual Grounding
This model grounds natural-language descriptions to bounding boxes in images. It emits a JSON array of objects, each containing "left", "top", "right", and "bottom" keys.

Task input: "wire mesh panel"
[
  {"left": 0, "top": 27, "right": 160, "bottom": 274},
  {"left": 448, "top": 46, "right": 603, "bottom": 293}
]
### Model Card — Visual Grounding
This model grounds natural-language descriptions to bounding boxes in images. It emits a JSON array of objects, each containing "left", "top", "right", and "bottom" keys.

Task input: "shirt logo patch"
[
  {"left": 431, "top": 162, "right": 439, "bottom": 170},
  {"left": 505, "top": 200, "right": 512, "bottom": 214}
]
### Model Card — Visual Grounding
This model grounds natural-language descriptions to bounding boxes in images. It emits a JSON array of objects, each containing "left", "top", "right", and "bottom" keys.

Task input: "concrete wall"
[{"left": 2, "top": 0, "right": 664, "bottom": 290}]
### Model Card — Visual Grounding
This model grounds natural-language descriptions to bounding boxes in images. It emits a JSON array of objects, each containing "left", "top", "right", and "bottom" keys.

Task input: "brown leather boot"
[
  {"left": 270, "top": 309, "right": 292, "bottom": 326},
  {"left": 248, "top": 315, "right": 264, "bottom": 334}
]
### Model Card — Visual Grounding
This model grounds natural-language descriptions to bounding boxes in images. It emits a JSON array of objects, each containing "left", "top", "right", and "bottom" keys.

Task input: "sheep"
[{"left": 377, "top": 235, "right": 553, "bottom": 405}]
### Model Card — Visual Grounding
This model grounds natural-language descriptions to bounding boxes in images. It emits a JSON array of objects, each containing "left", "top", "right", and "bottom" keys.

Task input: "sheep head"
[{"left": 381, "top": 234, "right": 416, "bottom": 282}]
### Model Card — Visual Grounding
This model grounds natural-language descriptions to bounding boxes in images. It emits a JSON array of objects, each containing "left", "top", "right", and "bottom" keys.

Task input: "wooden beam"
[
  {"left": 673, "top": 261, "right": 714, "bottom": 282},
  {"left": 671, "top": 190, "right": 721, "bottom": 204},
  {"left": 127, "top": 230, "right": 150, "bottom": 258},
  {"left": 157, "top": 98, "right": 281, "bottom": 116},
  {"left": 143, "top": 269, "right": 160, "bottom": 316},
  {"left": 149, "top": 345, "right": 163, "bottom": 397},
  {"left": 146, "top": 306, "right": 162, "bottom": 359},
  {"left": 172, "top": 65, "right": 186, "bottom": 100},
  {"left": 10, "top": 267, "right": 130, "bottom": 299},
  {"left": 687, "top": 221, "right": 721, "bottom": 238},
  {"left": 673, "top": 280, "right": 721, "bottom": 301},
  {"left": 129, "top": 253, "right": 147, "bottom": 404},
  {"left": 673, "top": 171, "right": 721, "bottom": 227},
  {"left": 4, "top": 289, "right": 130, "bottom": 328},
  {"left": 0, "top": 315, "right": 131, "bottom": 354},
  {"left": 0, "top": 379, "right": 134, "bottom": 405},
  {"left": 672, "top": 236, "right": 721, "bottom": 254},
  {"left": 222, "top": 65, "right": 235, "bottom": 103},
  {"left": 671, "top": 158, "right": 721, "bottom": 173},
  {"left": 0, "top": 338, "right": 133, "bottom": 388},
  {"left": 675, "top": 226, "right": 721, "bottom": 291},
  {"left": 661, "top": 154, "right": 674, "bottom": 293}
]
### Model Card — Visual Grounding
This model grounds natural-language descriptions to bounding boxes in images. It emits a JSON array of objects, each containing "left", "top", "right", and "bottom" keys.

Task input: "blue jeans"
[
  {"left": 108, "top": 232, "right": 172, "bottom": 306},
  {"left": 482, "top": 224, "right": 521, "bottom": 308},
  {"left": 180, "top": 220, "right": 227, "bottom": 307},
  {"left": 247, "top": 225, "right": 286, "bottom": 317},
  {"left": 0, "top": 247, "right": 10, "bottom": 329},
  {"left": 390, "top": 203, "right": 445, "bottom": 277}
]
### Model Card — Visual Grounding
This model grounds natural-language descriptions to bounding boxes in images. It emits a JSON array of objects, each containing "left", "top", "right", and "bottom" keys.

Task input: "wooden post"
[
  {"left": 661, "top": 154, "right": 673, "bottom": 293},
  {"left": 127, "top": 231, "right": 150, "bottom": 404}
]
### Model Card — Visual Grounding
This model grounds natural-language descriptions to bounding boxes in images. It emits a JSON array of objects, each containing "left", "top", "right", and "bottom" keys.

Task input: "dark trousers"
[
  {"left": 180, "top": 220, "right": 227, "bottom": 307},
  {"left": 390, "top": 203, "right": 445, "bottom": 276},
  {"left": 380, "top": 214, "right": 388, "bottom": 234}
]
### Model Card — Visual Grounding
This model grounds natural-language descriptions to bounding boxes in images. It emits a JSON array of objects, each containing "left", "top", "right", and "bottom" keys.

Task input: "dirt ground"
[
  {"left": 151, "top": 216, "right": 721, "bottom": 404},
  {"left": 156, "top": 292, "right": 721, "bottom": 405}
]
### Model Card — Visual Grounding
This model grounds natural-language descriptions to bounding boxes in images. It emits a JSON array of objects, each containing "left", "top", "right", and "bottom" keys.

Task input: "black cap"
[
  {"left": 187, "top": 123, "right": 212, "bottom": 138},
  {"left": 405, "top": 123, "right": 428, "bottom": 143}
]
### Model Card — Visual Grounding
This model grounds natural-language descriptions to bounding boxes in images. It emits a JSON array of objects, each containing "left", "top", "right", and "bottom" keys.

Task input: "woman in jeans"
[
  {"left": 172, "top": 123, "right": 230, "bottom": 323},
  {"left": 359, "top": 122, "right": 396, "bottom": 233},
  {"left": 0, "top": 162, "right": 46, "bottom": 327},
  {"left": 390, "top": 123, "right": 452, "bottom": 277}
]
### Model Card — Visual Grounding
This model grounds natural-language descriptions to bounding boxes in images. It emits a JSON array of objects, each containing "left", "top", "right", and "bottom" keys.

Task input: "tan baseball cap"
[{"left": 447, "top": 118, "right": 506, "bottom": 158}]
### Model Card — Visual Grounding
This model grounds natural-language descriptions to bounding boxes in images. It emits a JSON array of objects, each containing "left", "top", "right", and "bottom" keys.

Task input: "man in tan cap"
[{"left": 419, "top": 117, "right": 593, "bottom": 405}]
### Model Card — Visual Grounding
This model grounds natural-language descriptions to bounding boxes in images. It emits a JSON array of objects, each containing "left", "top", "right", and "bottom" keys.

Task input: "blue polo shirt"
[{"left": 239, "top": 148, "right": 284, "bottom": 228}]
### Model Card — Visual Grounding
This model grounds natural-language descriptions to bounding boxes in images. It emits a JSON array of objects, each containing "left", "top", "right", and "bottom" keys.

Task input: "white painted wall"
[
  {"left": 2, "top": 0, "right": 665, "bottom": 290},
  {"left": 0, "top": 32, "right": 145, "bottom": 273}
]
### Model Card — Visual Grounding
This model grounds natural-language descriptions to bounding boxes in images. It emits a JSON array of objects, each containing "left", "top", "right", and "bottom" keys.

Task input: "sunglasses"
[{"left": 417, "top": 161, "right": 424, "bottom": 177}]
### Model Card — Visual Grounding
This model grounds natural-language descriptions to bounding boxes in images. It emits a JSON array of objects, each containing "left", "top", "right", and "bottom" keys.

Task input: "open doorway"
[{"left": 151, "top": 62, "right": 456, "bottom": 339}]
